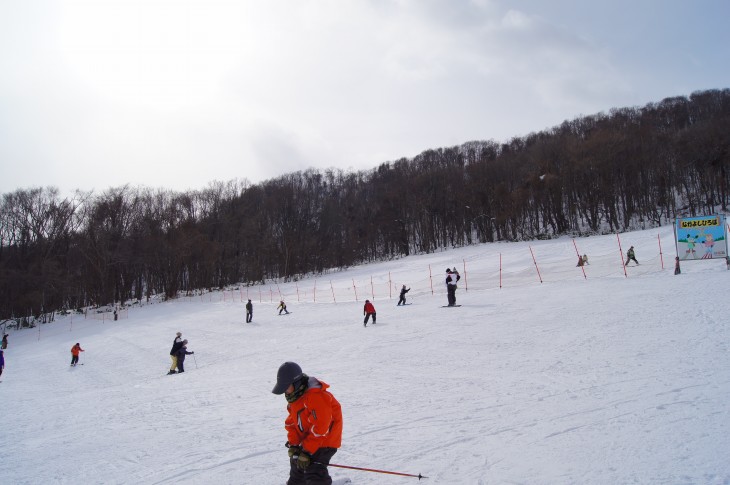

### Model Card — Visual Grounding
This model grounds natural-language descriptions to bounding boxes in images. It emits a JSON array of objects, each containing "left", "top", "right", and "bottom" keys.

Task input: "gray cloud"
[{"left": 1, "top": 0, "right": 728, "bottom": 195}]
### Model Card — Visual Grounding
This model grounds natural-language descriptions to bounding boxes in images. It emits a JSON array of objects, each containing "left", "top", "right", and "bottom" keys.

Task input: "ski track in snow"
[{"left": 1, "top": 226, "right": 730, "bottom": 484}]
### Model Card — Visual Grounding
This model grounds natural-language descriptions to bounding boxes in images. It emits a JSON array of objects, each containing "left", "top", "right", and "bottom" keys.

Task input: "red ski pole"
[{"left": 325, "top": 462, "right": 428, "bottom": 479}]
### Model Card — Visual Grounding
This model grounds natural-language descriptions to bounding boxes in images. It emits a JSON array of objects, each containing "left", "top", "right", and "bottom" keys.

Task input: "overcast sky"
[{"left": 1, "top": 0, "right": 728, "bottom": 196}]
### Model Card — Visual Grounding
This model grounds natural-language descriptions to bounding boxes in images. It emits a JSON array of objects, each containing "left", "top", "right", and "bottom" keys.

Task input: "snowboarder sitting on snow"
[
  {"left": 272, "top": 361, "right": 342, "bottom": 485},
  {"left": 625, "top": 246, "right": 639, "bottom": 266},
  {"left": 397, "top": 285, "right": 411, "bottom": 306},
  {"left": 176, "top": 340, "right": 194, "bottom": 373},
  {"left": 278, "top": 300, "right": 290, "bottom": 315},
  {"left": 70, "top": 343, "right": 84, "bottom": 366},
  {"left": 446, "top": 267, "right": 461, "bottom": 306},
  {"left": 363, "top": 299, "right": 376, "bottom": 326},
  {"left": 246, "top": 299, "right": 253, "bottom": 322},
  {"left": 168, "top": 332, "right": 183, "bottom": 375}
]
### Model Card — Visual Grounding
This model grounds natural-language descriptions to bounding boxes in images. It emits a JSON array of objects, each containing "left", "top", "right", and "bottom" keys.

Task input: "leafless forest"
[{"left": 2, "top": 89, "right": 729, "bottom": 320}]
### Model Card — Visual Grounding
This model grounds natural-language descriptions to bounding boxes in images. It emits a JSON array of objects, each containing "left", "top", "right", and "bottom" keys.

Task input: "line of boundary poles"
[{"left": 182, "top": 231, "right": 678, "bottom": 304}]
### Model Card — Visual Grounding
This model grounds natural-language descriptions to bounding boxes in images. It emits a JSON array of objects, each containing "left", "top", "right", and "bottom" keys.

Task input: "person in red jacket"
[
  {"left": 272, "top": 362, "right": 342, "bottom": 485},
  {"left": 70, "top": 343, "right": 84, "bottom": 366},
  {"left": 363, "top": 299, "right": 376, "bottom": 327}
]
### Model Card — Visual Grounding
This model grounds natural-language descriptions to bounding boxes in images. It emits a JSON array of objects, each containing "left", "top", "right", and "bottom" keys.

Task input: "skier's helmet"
[{"left": 272, "top": 361, "right": 303, "bottom": 394}]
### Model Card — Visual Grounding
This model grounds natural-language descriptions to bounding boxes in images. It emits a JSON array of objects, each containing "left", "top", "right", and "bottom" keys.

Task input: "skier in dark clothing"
[
  {"left": 674, "top": 256, "right": 681, "bottom": 275},
  {"left": 246, "top": 299, "right": 253, "bottom": 323},
  {"left": 397, "top": 285, "right": 410, "bottom": 306},
  {"left": 168, "top": 332, "right": 183, "bottom": 375},
  {"left": 446, "top": 268, "right": 461, "bottom": 306},
  {"left": 176, "top": 340, "right": 194, "bottom": 373},
  {"left": 1, "top": 333, "right": 7, "bottom": 349},
  {"left": 625, "top": 246, "right": 639, "bottom": 266},
  {"left": 0, "top": 349, "right": 5, "bottom": 377},
  {"left": 278, "top": 300, "right": 290, "bottom": 315}
]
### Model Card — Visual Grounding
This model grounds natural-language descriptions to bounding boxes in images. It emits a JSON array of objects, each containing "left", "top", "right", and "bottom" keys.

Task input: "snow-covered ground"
[{"left": 2, "top": 225, "right": 729, "bottom": 484}]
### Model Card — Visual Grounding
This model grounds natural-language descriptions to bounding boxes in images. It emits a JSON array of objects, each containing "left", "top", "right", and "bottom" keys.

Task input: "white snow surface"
[{"left": 2, "top": 226, "right": 730, "bottom": 485}]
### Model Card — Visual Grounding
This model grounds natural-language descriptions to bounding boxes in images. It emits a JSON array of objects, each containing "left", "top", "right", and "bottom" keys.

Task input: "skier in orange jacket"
[
  {"left": 70, "top": 343, "right": 84, "bottom": 366},
  {"left": 272, "top": 362, "right": 342, "bottom": 485}
]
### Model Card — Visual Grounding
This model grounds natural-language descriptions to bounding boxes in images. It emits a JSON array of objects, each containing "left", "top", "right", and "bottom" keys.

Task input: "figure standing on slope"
[
  {"left": 363, "top": 299, "right": 376, "bottom": 326},
  {"left": 168, "top": 332, "right": 183, "bottom": 375},
  {"left": 70, "top": 343, "right": 84, "bottom": 366},
  {"left": 625, "top": 246, "right": 639, "bottom": 266},
  {"left": 397, "top": 285, "right": 411, "bottom": 306},
  {"left": 176, "top": 340, "right": 194, "bottom": 373},
  {"left": 272, "top": 361, "right": 342, "bottom": 485},
  {"left": 446, "top": 267, "right": 461, "bottom": 306},
  {"left": 674, "top": 256, "right": 681, "bottom": 275},
  {"left": 278, "top": 300, "right": 290, "bottom": 315},
  {"left": 0, "top": 349, "right": 5, "bottom": 377},
  {"left": 246, "top": 299, "right": 253, "bottom": 323},
  {"left": 1, "top": 333, "right": 7, "bottom": 349}
]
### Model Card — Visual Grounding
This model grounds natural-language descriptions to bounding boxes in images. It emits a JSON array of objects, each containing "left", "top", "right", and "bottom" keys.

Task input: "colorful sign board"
[{"left": 675, "top": 215, "right": 727, "bottom": 260}]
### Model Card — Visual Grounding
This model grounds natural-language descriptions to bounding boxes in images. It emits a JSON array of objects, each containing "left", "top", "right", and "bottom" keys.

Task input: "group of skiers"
[
  {"left": 243, "top": 299, "right": 292, "bottom": 323},
  {"left": 167, "top": 332, "right": 194, "bottom": 375},
  {"left": 576, "top": 247, "right": 639, "bottom": 268}
]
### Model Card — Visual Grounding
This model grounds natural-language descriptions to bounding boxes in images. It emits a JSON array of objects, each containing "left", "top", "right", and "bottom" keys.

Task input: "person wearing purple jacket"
[
  {"left": 0, "top": 349, "right": 5, "bottom": 377},
  {"left": 168, "top": 332, "right": 183, "bottom": 375},
  {"left": 176, "top": 340, "right": 194, "bottom": 373}
]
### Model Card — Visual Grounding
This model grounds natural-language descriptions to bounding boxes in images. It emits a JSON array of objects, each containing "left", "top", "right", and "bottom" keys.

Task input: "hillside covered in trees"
[{"left": 1, "top": 89, "right": 729, "bottom": 320}]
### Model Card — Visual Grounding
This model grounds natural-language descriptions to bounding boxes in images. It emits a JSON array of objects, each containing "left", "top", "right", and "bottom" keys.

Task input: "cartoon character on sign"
[
  {"left": 685, "top": 234, "right": 697, "bottom": 258},
  {"left": 702, "top": 233, "right": 715, "bottom": 259}
]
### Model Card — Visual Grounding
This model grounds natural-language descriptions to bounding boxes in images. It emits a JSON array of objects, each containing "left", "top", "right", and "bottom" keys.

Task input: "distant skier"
[
  {"left": 397, "top": 285, "right": 411, "bottom": 306},
  {"left": 582, "top": 254, "right": 589, "bottom": 265},
  {"left": 625, "top": 246, "right": 639, "bottom": 266},
  {"left": 576, "top": 255, "right": 585, "bottom": 267},
  {"left": 278, "top": 300, "right": 290, "bottom": 315},
  {"left": 168, "top": 332, "right": 183, "bottom": 375},
  {"left": 271, "top": 361, "right": 342, "bottom": 485},
  {"left": 70, "top": 343, "right": 84, "bottom": 366},
  {"left": 363, "top": 299, "right": 376, "bottom": 326},
  {"left": 674, "top": 256, "right": 681, "bottom": 275},
  {"left": 1, "top": 333, "right": 7, "bottom": 349},
  {"left": 446, "top": 268, "right": 461, "bottom": 306},
  {"left": 246, "top": 299, "right": 253, "bottom": 323},
  {"left": 0, "top": 348, "right": 5, "bottom": 377},
  {"left": 176, "top": 340, "right": 194, "bottom": 373}
]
